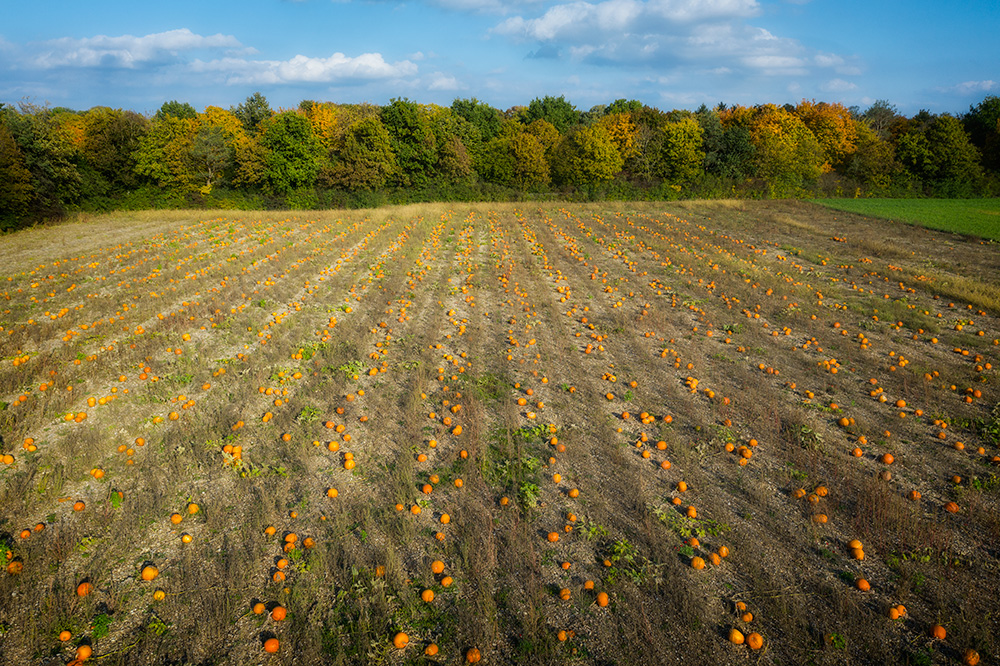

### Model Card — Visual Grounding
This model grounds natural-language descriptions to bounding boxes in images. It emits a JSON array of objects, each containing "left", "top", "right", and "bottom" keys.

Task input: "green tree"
[
  {"left": 581, "top": 104, "right": 607, "bottom": 125},
  {"left": 190, "top": 126, "right": 229, "bottom": 189},
  {"left": 862, "top": 100, "right": 898, "bottom": 140},
  {"left": 381, "top": 98, "right": 437, "bottom": 187},
  {"left": 896, "top": 113, "right": 982, "bottom": 195},
  {"left": 233, "top": 92, "right": 273, "bottom": 135},
  {"left": 259, "top": 111, "right": 323, "bottom": 196},
  {"left": 424, "top": 105, "right": 474, "bottom": 184},
  {"left": 623, "top": 105, "right": 670, "bottom": 182},
  {"left": 2, "top": 103, "right": 82, "bottom": 214},
  {"left": 323, "top": 116, "right": 398, "bottom": 191},
  {"left": 523, "top": 95, "right": 581, "bottom": 133},
  {"left": 963, "top": 95, "right": 1000, "bottom": 172},
  {"left": 81, "top": 107, "right": 148, "bottom": 193},
  {"left": 606, "top": 99, "right": 643, "bottom": 116},
  {"left": 656, "top": 115, "right": 704, "bottom": 183},
  {"left": 156, "top": 100, "right": 198, "bottom": 121},
  {"left": 925, "top": 115, "right": 983, "bottom": 194},
  {"left": 480, "top": 121, "right": 552, "bottom": 190},
  {"left": 842, "top": 122, "right": 899, "bottom": 192},
  {"left": 716, "top": 126, "right": 755, "bottom": 180},
  {"left": 451, "top": 98, "right": 504, "bottom": 144}
]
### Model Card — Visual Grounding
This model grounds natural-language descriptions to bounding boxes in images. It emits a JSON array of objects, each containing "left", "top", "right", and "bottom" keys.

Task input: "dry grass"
[{"left": 1, "top": 201, "right": 998, "bottom": 665}]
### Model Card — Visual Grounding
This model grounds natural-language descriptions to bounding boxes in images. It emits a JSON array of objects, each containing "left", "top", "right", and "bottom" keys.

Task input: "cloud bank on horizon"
[{"left": 0, "top": 0, "right": 996, "bottom": 114}]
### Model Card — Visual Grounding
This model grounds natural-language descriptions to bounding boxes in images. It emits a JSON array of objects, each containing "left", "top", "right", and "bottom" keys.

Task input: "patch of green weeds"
[
  {"left": 467, "top": 372, "right": 511, "bottom": 404},
  {"left": 605, "top": 538, "right": 649, "bottom": 585},
  {"left": 651, "top": 504, "right": 730, "bottom": 540},
  {"left": 517, "top": 482, "right": 540, "bottom": 510},
  {"left": 579, "top": 521, "right": 609, "bottom": 541},
  {"left": 335, "top": 360, "right": 365, "bottom": 380},
  {"left": 92, "top": 612, "right": 113, "bottom": 640},
  {"left": 297, "top": 405, "right": 321, "bottom": 424},
  {"left": 785, "top": 462, "right": 809, "bottom": 481}
]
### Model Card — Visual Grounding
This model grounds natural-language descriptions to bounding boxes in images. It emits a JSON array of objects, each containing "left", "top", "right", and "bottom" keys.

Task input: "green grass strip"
[{"left": 813, "top": 199, "right": 1000, "bottom": 241}]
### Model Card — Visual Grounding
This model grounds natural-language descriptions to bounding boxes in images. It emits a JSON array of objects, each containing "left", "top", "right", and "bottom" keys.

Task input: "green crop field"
[{"left": 814, "top": 199, "right": 1000, "bottom": 241}]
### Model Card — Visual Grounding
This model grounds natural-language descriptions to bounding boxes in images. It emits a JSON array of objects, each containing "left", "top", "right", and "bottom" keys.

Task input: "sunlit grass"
[{"left": 814, "top": 198, "right": 1000, "bottom": 240}]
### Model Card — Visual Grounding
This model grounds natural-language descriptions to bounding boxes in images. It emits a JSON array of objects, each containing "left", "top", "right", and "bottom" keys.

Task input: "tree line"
[{"left": 1, "top": 93, "right": 998, "bottom": 230}]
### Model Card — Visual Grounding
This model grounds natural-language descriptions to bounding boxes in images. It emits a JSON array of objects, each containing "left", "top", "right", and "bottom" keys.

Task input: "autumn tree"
[
  {"left": 0, "top": 118, "right": 34, "bottom": 228},
  {"left": 133, "top": 114, "right": 198, "bottom": 189},
  {"left": 523, "top": 119, "right": 559, "bottom": 154},
  {"left": 304, "top": 103, "right": 340, "bottom": 155},
  {"left": 480, "top": 120, "right": 553, "bottom": 190},
  {"left": 842, "top": 122, "right": 899, "bottom": 192},
  {"left": 655, "top": 114, "right": 704, "bottom": 184},
  {"left": 721, "top": 104, "right": 823, "bottom": 192},
  {"left": 595, "top": 113, "right": 640, "bottom": 164},
  {"left": 795, "top": 100, "right": 859, "bottom": 171},
  {"left": 551, "top": 123, "right": 623, "bottom": 190}
]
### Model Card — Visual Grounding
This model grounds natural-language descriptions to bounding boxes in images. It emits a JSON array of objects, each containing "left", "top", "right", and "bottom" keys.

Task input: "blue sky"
[{"left": 1, "top": 0, "right": 997, "bottom": 116}]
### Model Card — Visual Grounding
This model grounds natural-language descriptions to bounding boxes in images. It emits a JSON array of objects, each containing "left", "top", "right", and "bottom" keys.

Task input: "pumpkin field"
[{"left": 1, "top": 200, "right": 998, "bottom": 666}]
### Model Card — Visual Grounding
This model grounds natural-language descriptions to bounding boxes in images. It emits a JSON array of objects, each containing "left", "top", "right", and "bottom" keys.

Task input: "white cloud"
[
  {"left": 427, "top": 72, "right": 464, "bottom": 90},
  {"left": 941, "top": 80, "right": 997, "bottom": 95},
  {"left": 495, "top": 0, "right": 759, "bottom": 42},
  {"left": 490, "top": 0, "right": 848, "bottom": 82},
  {"left": 814, "top": 52, "right": 843, "bottom": 67},
  {"left": 742, "top": 54, "right": 808, "bottom": 75},
  {"left": 28, "top": 29, "right": 243, "bottom": 69},
  {"left": 192, "top": 53, "right": 417, "bottom": 85},
  {"left": 820, "top": 78, "right": 857, "bottom": 92},
  {"left": 429, "top": 0, "right": 549, "bottom": 12}
]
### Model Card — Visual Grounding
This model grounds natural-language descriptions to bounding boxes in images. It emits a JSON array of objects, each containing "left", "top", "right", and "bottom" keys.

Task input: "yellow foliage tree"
[
  {"left": 721, "top": 104, "right": 823, "bottom": 192},
  {"left": 305, "top": 103, "right": 340, "bottom": 154},
  {"left": 795, "top": 100, "right": 859, "bottom": 172},
  {"left": 596, "top": 113, "right": 640, "bottom": 162}
]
